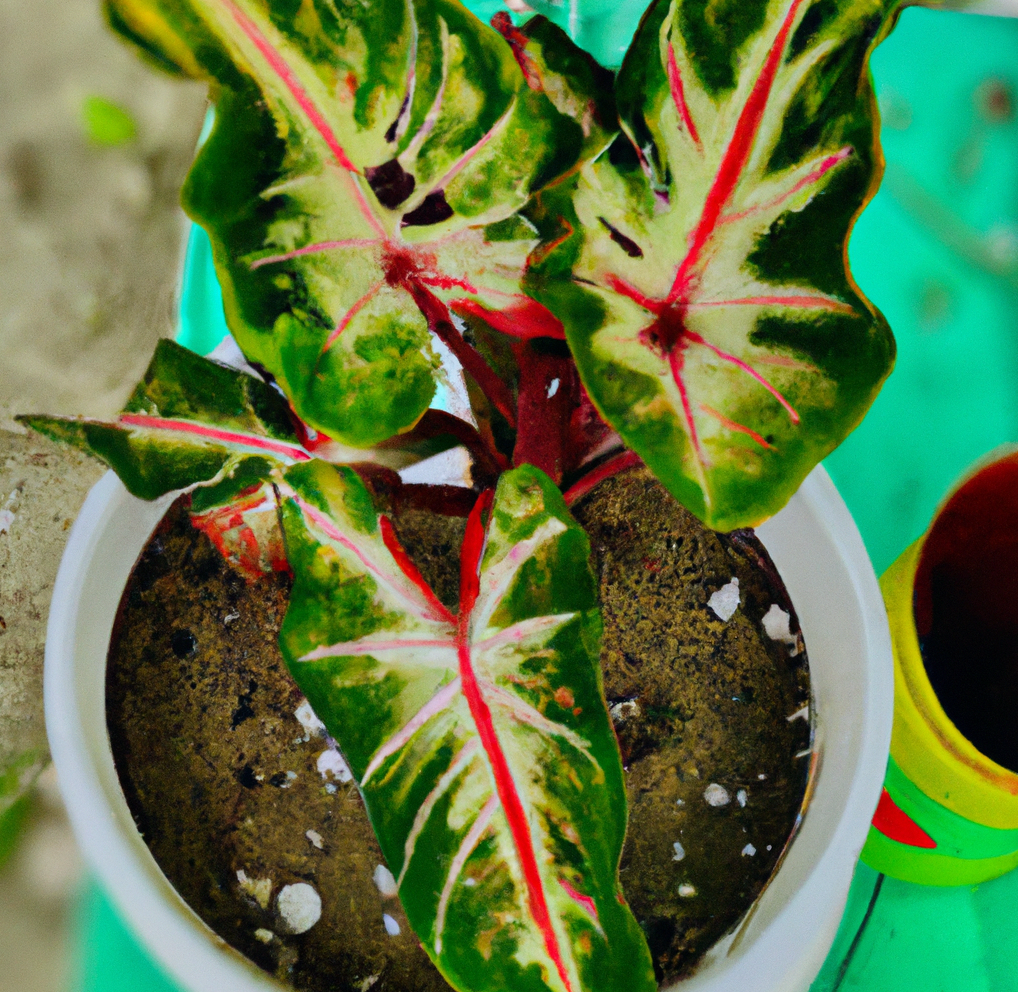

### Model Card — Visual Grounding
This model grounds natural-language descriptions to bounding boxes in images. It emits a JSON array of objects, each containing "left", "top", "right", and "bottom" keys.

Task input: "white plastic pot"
[{"left": 46, "top": 464, "right": 893, "bottom": 992}]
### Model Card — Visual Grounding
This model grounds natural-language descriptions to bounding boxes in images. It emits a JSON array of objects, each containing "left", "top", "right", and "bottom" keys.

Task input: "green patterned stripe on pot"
[{"left": 862, "top": 756, "right": 1018, "bottom": 885}]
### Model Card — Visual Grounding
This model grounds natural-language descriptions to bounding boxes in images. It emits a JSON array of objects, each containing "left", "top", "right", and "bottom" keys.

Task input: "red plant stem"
[
  {"left": 380, "top": 408, "right": 508, "bottom": 480},
  {"left": 562, "top": 450, "right": 643, "bottom": 507},
  {"left": 511, "top": 343, "right": 577, "bottom": 485},
  {"left": 407, "top": 283, "right": 518, "bottom": 429},
  {"left": 456, "top": 492, "right": 574, "bottom": 992},
  {"left": 398, "top": 484, "right": 479, "bottom": 518}
]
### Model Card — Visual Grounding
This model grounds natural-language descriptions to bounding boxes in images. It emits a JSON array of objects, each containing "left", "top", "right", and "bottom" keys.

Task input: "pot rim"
[{"left": 45, "top": 464, "right": 893, "bottom": 992}]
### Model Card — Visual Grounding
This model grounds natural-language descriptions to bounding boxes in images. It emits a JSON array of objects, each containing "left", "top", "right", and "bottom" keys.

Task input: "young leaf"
[
  {"left": 18, "top": 339, "right": 308, "bottom": 501},
  {"left": 189, "top": 479, "right": 289, "bottom": 580},
  {"left": 538, "top": 0, "right": 898, "bottom": 529},
  {"left": 104, "top": 0, "right": 598, "bottom": 447},
  {"left": 278, "top": 461, "right": 656, "bottom": 992}
]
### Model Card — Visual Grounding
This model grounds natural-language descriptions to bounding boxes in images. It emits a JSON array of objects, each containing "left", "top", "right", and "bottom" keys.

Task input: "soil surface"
[{"left": 106, "top": 467, "right": 811, "bottom": 991}]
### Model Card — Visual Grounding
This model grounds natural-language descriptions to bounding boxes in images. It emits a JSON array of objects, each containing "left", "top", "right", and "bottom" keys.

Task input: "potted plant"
[{"left": 28, "top": 0, "right": 906, "bottom": 989}]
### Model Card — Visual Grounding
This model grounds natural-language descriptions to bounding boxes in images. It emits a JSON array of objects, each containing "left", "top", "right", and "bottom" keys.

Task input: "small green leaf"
[
  {"left": 277, "top": 461, "right": 656, "bottom": 992},
  {"left": 535, "top": 0, "right": 899, "bottom": 529},
  {"left": 81, "top": 95, "right": 137, "bottom": 146}
]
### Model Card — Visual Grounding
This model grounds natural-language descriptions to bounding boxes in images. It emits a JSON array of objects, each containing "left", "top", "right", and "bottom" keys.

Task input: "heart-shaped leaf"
[
  {"left": 105, "top": 0, "right": 606, "bottom": 447},
  {"left": 535, "top": 0, "right": 897, "bottom": 529},
  {"left": 277, "top": 460, "right": 656, "bottom": 992},
  {"left": 18, "top": 339, "right": 309, "bottom": 501}
]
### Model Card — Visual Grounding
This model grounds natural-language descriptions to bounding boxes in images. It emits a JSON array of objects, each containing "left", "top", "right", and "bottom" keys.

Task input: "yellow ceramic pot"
[{"left": 862, "top": 450, "right": 1018, "bottom": 885}]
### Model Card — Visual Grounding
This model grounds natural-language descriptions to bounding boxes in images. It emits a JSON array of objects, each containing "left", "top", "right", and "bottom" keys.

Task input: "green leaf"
[
  {"left": 18, "top": 339, "right": 307, "bottom": 501},
  {"left": 81, "top": 95, "right": 138, "bottom": 146},
  {"left": 278, "top": 461, "right": 656, "bottom": 992},
  {"left": 538, "top": 0, "right": 899, "bottom": 529},
  {"left": 104, "top": 0, "right": 596, "bottom": 447}
]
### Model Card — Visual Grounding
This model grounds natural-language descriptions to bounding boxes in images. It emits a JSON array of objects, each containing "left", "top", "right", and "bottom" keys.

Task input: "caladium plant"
[{"left": 24, "top": 0, "right": 922, "bottom": 989}]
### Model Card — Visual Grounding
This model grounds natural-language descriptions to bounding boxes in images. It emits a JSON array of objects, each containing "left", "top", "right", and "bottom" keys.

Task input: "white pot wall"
[{"left": 45, "top": 465, "right": 892, "bottom": 992}]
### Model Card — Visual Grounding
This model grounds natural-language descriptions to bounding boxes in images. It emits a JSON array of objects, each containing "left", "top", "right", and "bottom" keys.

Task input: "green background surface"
[{"left": 82, "top": 5, "right": 1018, "bottom": 991}]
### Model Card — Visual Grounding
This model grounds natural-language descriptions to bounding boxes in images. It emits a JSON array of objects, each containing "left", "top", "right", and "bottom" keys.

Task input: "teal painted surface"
[
  {"left": 811, "top": 7, "right": 1018, "bottom": 990},
  {"left": 825, "top": 6, "right": 1018, "bottom": 575},
  {"left": 810, "top": 862, "right": 1018, "bottom": 992},
  {"left": 72, "top": 884, "right": 180, "bottom": 992},
  {"left": 176, "top": 223, "right": 230, "bottom": 359},
  {"left": 79, "top": 5, "right": 1018, "bottom": 991}
]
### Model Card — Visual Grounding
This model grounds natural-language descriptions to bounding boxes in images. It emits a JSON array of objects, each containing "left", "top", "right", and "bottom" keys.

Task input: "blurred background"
[{"left": 1, "top": 0, "right": 1017, "bottom": 990}]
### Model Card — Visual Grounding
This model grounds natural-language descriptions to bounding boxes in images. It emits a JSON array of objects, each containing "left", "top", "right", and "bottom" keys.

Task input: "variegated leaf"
[
  {"left": 537, "top": 0, "right": 898, "bottom": 529},
  {"left": 18, "top": 339, "right": 308, "bottom": 501},
  {"left": 278, "top": 461, "right": 655, "bottom": 992},
  {"left": 105, "top": 0, "right": 605, "bottom": 446}
]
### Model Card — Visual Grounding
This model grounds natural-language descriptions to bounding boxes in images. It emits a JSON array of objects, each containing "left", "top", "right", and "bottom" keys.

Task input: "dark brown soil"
[{"left": 106, "top": 466, "right": 811, "bottom": 991}]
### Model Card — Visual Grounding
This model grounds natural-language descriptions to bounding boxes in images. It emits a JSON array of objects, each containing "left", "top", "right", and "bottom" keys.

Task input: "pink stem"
[
  {"left": 407, "top": 283, "right": 518, "bottom": 429},
  {"left": 563, "top": 450, "right": 643, "bottom": 507},
  {"left": 380, "top": 515, "right": 457, "bottom": 624}
]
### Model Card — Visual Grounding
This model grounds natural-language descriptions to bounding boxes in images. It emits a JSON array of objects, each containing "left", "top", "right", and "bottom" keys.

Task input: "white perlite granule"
[
  {"left": 672, "top": 841, "right": 686, "bottom": 861},
  {"left": 736, "top": 789, "right": 748, "bottom": 807},
  {"left": 373, "top": 864, "right": 398, "bottom": 898},
  {"left": 277, "top": 883, "right": 322, "bottom": 934},
  {"left": 317, "top": 748, "right": 353, "bottom": 783},
  {"left": 383, "top": 913, "right": 401, "bottom": 936},
  {"left": 703, "top": 783, "right": 731, "bottom": 807},
  {"left": 295, "top": 700, "right": 327, "bottom": 738},
  {"left": 678, "top": 883, "right": 697, "bottom": 898},
  {"left": 708, "top": 578, "right": 740, "bottom": 621},
  {"left": 762, "top": 604, "right": 801, "bottom": 654},
  {"left": 236, "top": 869, "right": 273, "bottom": 910},
  {"left": 742, "top": 843, "right": 757, "bottom": 857}
]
